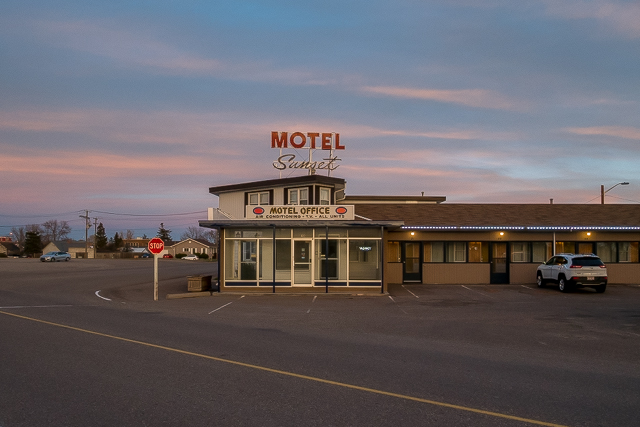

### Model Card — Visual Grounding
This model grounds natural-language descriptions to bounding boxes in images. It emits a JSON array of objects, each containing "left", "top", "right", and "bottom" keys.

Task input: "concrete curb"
[
  {"left": 166, "top": 291, "right": 388, "bottom": 299},
  {"left": 166, "top": 291, "right": 213, "bottom": 299}
]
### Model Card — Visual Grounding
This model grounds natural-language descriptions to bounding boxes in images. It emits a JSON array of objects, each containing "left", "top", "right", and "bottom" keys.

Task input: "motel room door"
[
  {"left": 490, "top": 242, "right": 509, "bottom": 284},
  {"left": 402, "top": 242, "right": 422, "bottom": 283},
  {"left": 293, "top": 240, "right": 313, "bottom": 286}
]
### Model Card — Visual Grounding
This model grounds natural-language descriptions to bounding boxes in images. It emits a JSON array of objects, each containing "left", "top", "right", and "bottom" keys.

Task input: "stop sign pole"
[{"left": 148, "top": 238, "right": 165, "bottom": 301}]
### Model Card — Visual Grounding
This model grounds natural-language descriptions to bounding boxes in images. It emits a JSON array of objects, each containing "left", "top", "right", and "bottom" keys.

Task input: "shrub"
[{"left": 196, "top": 253, "right": 209, "bottom": 259}]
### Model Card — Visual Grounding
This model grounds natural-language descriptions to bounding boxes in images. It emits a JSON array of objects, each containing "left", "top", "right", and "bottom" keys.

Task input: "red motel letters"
[{"left": 271, "top": 132, "right": 345, "bottom": 150}]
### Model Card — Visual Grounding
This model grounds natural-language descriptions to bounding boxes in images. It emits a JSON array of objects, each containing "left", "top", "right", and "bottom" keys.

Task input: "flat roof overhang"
[
  {"left": 199, "top": 220, "right": 405, "bottom": 229},
  {"left": 401, "top": 225, "right": 640, "bottom": 231}
]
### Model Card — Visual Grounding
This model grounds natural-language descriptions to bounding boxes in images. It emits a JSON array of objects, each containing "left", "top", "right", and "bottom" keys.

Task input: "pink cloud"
[
  {"left": 565, "top": 126, "right": 640, "bottom": 140},
  {"left": 359, "top": 85, "right": 523, "bottom": 110},
  {"left": 544, "top": 0, "right": 640, "bottom": 38}
]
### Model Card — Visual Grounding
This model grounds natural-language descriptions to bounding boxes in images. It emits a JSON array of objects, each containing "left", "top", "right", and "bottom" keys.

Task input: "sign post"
[{"left": 147, "top": 238, "right": 165, "bottom": 301}]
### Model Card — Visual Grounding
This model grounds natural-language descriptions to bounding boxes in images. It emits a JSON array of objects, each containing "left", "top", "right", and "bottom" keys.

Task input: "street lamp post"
[{"left": 601, "top": 182, "right": 629, "bottom": 204}]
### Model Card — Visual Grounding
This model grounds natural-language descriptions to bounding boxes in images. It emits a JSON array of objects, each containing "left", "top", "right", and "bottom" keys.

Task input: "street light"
[{"left": 601, "top": 182, "right": 629, "bottom": 204}]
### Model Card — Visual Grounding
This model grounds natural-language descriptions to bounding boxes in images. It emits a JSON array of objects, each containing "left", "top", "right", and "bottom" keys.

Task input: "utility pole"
[
  {"left": 79, "top": 210, "right": 90, "bottom": 259},
  {"left": 92, "top": 217, "right": 99, "bottom": 259}
]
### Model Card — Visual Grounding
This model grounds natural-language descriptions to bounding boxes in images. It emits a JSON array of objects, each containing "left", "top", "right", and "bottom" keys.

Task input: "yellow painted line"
[{"left": 0, "top": 310, "right": 568, "bottom": 427}]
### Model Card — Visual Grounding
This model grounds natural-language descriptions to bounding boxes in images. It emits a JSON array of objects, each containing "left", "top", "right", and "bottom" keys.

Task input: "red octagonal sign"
[{"left": 148, "top": 237, "right": 164, "bottom": 255}]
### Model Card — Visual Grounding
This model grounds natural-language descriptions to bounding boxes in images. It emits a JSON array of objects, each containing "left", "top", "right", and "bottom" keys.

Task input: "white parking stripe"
[
  {"left": 0, "top": 305, "right": 73, "bottom": 309},
  {"left": 209, "top": 302, "right": 233, "bottom": 314},
  {"left": 306, "top": 295, "right": 317, "bottom": 314},
  {"left": 402, "top": 285, "right": 419, "bottom": 299},
  {"left": 95, "top": 290, "right": 111, "bottom": 301}
]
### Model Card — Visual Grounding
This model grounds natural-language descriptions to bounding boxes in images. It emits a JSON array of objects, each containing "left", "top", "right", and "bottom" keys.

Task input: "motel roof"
[
  {"left": 209, "top": 175, "right": 346, "bottom": 195},
  {"left": 353, "top": 203, "right": 640, "bottom": 229}
]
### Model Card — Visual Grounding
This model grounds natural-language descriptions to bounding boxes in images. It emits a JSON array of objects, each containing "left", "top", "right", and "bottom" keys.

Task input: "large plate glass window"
[
  {"left": 318, "top": 239, "right": 338, "bottom": 279},
  {"left": 349, "top": 240, "right": 380, "bottom": 280},
  {"left": 225, "top": 239, "right": 257, "bottom": 281}
]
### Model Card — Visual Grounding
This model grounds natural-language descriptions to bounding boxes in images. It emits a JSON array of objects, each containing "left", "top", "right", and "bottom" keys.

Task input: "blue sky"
[{"left": 1, "top": 1, "right": 639, "bottom": 240}]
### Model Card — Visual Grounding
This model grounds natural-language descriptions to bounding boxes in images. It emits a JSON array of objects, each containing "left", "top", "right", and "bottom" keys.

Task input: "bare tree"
[
  {"left": 180, "top": 226, "right": 217, "bottom": 244},
  {"left": 41, "top": 220, "right": 72, "bottom": 243},
  {"left": 126, "top": 229, "right": 135, "bottom": 240},
  {"left": 10, "top": 226, "right": 25, "bottom": 249},
  {"left": 180, "top": 226, "right": 204, "bottom": 241},
  {"left": 203, "top": 229, "right": 218, "bottom": 244},
  {"left": 26, "top": 223, "right": 43, "bottom": 234}
]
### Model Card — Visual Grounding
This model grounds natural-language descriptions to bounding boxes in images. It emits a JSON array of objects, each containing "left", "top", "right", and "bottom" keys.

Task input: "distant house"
[
  {"left": 42, "top": 241, "right": 95, "bottom": 259},
  {"left": 128, "top": 247, "right": 151, "bottom": 258},
  {"left": 122, "top": 237, "right": 151, "bottom": 249},
  {"left": 0, "top": 242, "right": 20, "bottom": 256},
  {"left": 167, "top": 238, "right": 217, "bottom": 258}
]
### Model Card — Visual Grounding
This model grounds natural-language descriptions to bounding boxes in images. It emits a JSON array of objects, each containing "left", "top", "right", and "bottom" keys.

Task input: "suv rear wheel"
[
  {"left": 595, "top": 284, "right": 607, "bottom": 293},
  {"left": 558, "top": 276, "right": 571, "bottom": 293}
]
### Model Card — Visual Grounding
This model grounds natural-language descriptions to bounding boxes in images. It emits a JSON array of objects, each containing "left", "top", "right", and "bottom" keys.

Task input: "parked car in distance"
[
  {"left": 141, "top": 253, "right": 151, "bottom": 258},
  {"left": 40, "top": 251, "right": 71, "bottom": 262},
  {"left": 537, "top": 253, "right": 607, "bottom": 293},
  {"left": 183, "top": 254, "right": 199, "bottom": 260},
  {"left": 163, "top": 254, "right": 173, "bottom": 259}
]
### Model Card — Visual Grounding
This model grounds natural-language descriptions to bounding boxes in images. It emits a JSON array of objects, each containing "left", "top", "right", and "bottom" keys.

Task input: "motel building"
[{"left": 199, "top": 132, "right": 640, "bottom": 293}]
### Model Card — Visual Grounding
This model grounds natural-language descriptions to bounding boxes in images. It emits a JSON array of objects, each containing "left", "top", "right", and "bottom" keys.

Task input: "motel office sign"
[
  {"left": 271, "top": 131, "right": 343, "bottom": 172},
  {"left": 247, "top": 205, "right": 355, "bottom": 220}
]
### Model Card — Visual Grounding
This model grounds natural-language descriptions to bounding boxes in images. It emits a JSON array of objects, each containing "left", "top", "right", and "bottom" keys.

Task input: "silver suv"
[{"left": 536, "top": 253, "right": 607, "bottom": 293}]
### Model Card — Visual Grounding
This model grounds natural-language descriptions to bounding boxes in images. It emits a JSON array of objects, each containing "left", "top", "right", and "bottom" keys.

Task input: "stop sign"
[{"left": 148, "top": 237, "right": 164, "bottom": 255}]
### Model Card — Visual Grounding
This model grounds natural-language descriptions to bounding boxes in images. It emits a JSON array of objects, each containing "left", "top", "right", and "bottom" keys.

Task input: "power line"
[{"left": 90, "top": 210, "right": 207, "bottom": 217}]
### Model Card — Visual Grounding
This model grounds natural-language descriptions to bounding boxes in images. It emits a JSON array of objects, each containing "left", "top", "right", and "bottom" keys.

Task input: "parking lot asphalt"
[{"left": 1, "top": 259, "right": 640, "bottom": 426}]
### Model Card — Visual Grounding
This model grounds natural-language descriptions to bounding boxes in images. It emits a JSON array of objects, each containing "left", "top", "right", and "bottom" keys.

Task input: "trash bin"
[{"left": 187, "top": 275, "right": 212, "bottom": 292}]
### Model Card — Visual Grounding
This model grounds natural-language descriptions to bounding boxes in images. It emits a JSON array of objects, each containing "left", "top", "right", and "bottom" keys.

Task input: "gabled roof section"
[
  {"left": 169, "top": 238, "right": 214, "bottom": 247},
  {"left": 353, "top": 204, "right": 640, "bottom": 228},
  {"left": 209, "top": 175, "right": 346, "bottom": 195}
]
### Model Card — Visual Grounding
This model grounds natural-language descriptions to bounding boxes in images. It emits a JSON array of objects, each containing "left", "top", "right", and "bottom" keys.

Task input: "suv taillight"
[
  {"left": 599, "top": 265, "right": 606, "bottom": 268},
  {"left": 569, "top": 265, "right": 582, "bottom": 268}
]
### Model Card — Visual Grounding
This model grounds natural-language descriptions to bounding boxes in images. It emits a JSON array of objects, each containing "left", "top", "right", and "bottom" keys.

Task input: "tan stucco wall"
[
  {"left": 606, "top": 264, "right": 640, "bottom": 284},
  {"left": 510, "top": 264, "right": 538, "bottom": 284},
  {"left": 386, "top": 262, "right": 403, "bottom": 285},
  {"left": 423, "top": 263, "right": 490, "bottom": 284}
]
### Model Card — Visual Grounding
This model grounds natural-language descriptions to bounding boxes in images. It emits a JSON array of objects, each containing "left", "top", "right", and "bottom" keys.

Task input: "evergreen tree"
[
  {"left": 24, "top": 231, "right": 42, "bottom": 257},
  {"left": 157, "top": 223, "right": 172, "bottom": 242},
  {"left": 113, "top": 232, "right": 124, "bottom": 250},
  {"left": 95, "top": 223, "right": 108, "bottom": 251}
]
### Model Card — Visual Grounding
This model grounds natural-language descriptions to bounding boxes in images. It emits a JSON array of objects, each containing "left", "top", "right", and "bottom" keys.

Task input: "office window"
[
  {"left": 288, "top": 188, "right": 308, "bottom": 205},
  {"left": 249, "top": 191, "right": 269, "bottom": 205},
  {"left": 319, "top": 188, "right": 331, "bottom": 205}
]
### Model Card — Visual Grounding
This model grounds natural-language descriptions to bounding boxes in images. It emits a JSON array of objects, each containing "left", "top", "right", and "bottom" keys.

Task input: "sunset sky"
[{"left": 1, "top": 1, "right": 639, "bottom": 240}]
